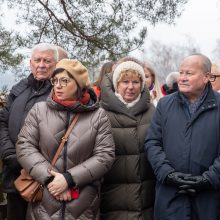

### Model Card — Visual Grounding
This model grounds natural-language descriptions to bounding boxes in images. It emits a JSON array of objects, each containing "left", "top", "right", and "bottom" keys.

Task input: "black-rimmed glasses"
[{"left": 209, "top": 74, "right": 220, "bottom": 82}]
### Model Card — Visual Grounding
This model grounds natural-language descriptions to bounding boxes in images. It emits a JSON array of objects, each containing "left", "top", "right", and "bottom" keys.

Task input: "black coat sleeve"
[
  {"left": 0, "top": 93, "right": 17, "bottom": 160},
  {"left": 0, "top": 78, "right": 28, "bottom": 161}
]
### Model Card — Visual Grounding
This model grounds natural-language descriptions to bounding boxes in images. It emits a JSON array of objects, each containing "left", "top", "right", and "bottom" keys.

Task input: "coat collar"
[
  {"left": 100, "top": 74, "right": 151, "bottom": 118},
  {"left": 46, "top": 87, "right": 99, "bottom": 113},
  {"left": 175, "top": 82, "right": 217, "bottom": 126},
  {"left": 175, "top": 82, "right": 216, "bottom": 108},
  {"left": 11, "top": 74, "right": 51, "bottom": 97}
]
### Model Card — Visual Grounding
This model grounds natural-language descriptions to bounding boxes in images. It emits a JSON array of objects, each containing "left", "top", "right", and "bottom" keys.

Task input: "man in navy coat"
[{"left": 145, "top": 54, "right": 220, "bottom": 220}]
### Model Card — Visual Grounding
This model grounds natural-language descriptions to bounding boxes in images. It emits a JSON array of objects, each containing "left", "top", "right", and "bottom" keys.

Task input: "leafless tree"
[
  {"left": 1, "top": 0, "right": 188, "bottom": 69},
  {"left": 144, "top": 38, "right": 200, "bottom": 83}
]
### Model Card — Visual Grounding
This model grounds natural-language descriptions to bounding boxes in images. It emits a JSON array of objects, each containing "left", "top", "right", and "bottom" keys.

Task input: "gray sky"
[{"left": 144, "top": 0, "right": 220, "bottom": 59}]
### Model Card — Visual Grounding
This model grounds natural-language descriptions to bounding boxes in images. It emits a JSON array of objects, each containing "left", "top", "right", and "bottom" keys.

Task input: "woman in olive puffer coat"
[
  {"left": 100, "top": 58, "right": 155, "bottom": 220},
  {"left": 16, "top": 59, "right": 115, "bottom": 220}
]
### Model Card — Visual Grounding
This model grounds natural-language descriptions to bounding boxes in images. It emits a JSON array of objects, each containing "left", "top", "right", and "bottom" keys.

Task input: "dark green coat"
[{"left": 100, "top": 74, "right": 155, "bottom": 220}]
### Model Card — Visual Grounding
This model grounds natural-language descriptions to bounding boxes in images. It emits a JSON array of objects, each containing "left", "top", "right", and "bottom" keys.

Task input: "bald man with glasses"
[{"left": 209, "top": 63, "right": 220, "bottom": 92}]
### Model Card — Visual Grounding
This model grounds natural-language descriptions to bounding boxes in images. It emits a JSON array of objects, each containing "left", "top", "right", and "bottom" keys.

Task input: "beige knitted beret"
[{"left": 56, "top": 59, "right": 90, "bottom": 89}]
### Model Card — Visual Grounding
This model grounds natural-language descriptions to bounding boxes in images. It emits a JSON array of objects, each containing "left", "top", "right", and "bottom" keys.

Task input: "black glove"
[
  {"left": 183, "top": 175, "right": 212, "bottom": 190},
  {"left": 165, "top": 172, "right": 195, "bottom": 187},
  {"left": 177, "top": 184, "right": 196, "bottom": 197}
]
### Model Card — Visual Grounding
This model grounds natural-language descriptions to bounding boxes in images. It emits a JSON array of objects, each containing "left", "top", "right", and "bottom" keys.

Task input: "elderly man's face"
[
  {"left": 178, "top": 56, "right": 209, "bottom": 102},
  {"left": 210, "top": 65, "right": 220, "bottom": 92},
  {"left": 30, "top": 49, "right": 57, "bottom": 81}
]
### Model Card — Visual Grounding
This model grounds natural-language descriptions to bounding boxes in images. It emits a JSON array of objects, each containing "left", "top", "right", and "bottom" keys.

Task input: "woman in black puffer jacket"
[{"left": 100, "top": 57, "right": 155, "bottom": 220}]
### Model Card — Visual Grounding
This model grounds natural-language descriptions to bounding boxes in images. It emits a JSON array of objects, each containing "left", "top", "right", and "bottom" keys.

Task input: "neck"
[
  {"left": 184, "top": 87, "right": 206, "bottom": 104},
  {"left": 148, "top": 83, "right": 154, "bottom": 91}
]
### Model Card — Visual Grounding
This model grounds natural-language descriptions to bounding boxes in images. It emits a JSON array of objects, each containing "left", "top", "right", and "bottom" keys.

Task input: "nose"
[
  {"left": 54, "top": 79, "right": 62, "bottom": 88},
  {"left": 179, "top": 73, "right": 187, "bottom": 81},
  {"left": 127, "top": 81, "right": 134, "bottom": 89},
  {"left": 38, "top": 60, "right": 46, "bottom": 68}
]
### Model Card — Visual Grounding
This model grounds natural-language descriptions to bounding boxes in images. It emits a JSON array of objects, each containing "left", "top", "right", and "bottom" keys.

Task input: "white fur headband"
[{"left": 113, "top": 61, "right": 145, "bottom": 91}]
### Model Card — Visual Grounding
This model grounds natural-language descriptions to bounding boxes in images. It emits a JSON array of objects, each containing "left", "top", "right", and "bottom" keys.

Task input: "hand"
[
  {"left": 177, "top": 184, "right": 196, "bottom": 197},
  {"left": 183, "top": 175, "right": 212, "bottom": 190},
  {"left": 55, "top": 190, "right": 72, "bottom": 202},
  {"left": 165, "top": 172, "right": 195, "bottom": 187},
  {"left": 47, "top": 170, "right": 68, "bottom": 197}
]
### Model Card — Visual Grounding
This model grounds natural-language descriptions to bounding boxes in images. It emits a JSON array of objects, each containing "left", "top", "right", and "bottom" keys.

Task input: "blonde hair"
[
  {"left": 117, "top": 70, "right": 143, "bottom": 85},
  {"left": 144, "top": 62, "right": 163, "bottom": 104},
  {"left": 113, "top": 60, "right": 145, "bottom": 91}
]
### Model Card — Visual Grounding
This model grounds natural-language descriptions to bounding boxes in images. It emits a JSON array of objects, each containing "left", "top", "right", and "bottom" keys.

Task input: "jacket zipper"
[{"left": 62, "top": 112, "right": 71, "bottom": 220}]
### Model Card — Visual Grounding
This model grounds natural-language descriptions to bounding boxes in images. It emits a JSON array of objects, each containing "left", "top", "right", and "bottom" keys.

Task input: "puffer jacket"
[
  {"left": 100, "top": 74, "right": 155, "bottom": 220},
  {"left": 16, "top": 89, "right": 115, "bottom": 220}
]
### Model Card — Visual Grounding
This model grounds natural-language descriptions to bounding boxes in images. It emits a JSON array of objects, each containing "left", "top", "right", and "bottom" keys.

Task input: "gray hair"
[
  {"left": 189, "top": 53, "right": 212, "bottom": 73},
  {"left": 166, "top": 72, "right": 180, "bottom": 87},
  {"left": 31, "top": 43, "right": 59, "bottom": 62},
  {"left": 56, "top": 46, "right": 69, "bottom": 61},
  {"left": 211, "top": 59, "right": 220, "bottom": 70}
]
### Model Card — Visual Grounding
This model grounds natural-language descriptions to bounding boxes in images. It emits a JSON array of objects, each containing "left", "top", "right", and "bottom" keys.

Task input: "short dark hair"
[{"left": 93, "top": 61, "right": 115, "bottom": 88}]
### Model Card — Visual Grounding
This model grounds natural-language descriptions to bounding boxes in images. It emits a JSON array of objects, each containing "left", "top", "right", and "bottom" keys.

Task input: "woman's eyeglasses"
[
  {"left": 209, "top": 74, "right": 220, "bottom": 82},
  {"left": 51, "top": 77, "right": 72, "bottom": 87}
]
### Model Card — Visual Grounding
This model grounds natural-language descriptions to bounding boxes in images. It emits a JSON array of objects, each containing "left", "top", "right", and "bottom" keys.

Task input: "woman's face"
[
  {"left": 117, "top": 73, "right": 141, "bottom": 103},
  {"left": 51, "top": 70, "right": 78, "bottom": 100},
  {"left": 144, "top": 67, "right": 154, "bottom": 88}
]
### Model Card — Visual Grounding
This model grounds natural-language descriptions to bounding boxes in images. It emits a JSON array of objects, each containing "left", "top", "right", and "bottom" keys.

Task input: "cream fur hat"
[
  {"left": 113, "top": 61, "right": 145, "bottom": 91},
  {"left": 55, "top": 59, "right": 90, "bottom": 89}
]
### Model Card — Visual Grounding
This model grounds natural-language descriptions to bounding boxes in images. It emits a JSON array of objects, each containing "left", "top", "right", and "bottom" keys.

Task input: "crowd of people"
[{"left": 1, "top": 42, "right": 220, "bottom": 220}]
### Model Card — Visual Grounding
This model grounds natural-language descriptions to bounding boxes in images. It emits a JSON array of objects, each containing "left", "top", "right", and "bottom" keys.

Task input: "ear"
[
  {"left": 204, "top": 72, "right": 210, "bottom": 83},
  {"left": 29, "top": 59, "right": 32, "bottom": 68}
]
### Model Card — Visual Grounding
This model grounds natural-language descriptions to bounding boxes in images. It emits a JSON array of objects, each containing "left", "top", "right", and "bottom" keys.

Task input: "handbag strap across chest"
[{"left": 51, "top": 113, "right": 80, "bottom": 166}]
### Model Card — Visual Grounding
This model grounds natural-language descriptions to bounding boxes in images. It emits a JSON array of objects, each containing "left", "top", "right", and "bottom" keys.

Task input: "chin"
[
  {"left": 56, "top": 95, "right": 64, "bottom": 100},
  {"left": 179, "top": 87, "right": 190, "bottom": 93},
  {"left": 35, "top": 73, "right": 50, "bottom": 80},
  {"left": 125, "top": 98, "right": 135, "bottom": 103},
  {"left": 35, "top": 76, "right": 49, "bottom": 81}
]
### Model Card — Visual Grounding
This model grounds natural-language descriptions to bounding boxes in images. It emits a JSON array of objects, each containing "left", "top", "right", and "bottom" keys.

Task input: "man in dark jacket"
[
  {"left": 0, "top": 43, "right": 59, "bottom": 220},
  {"left": 145, "top": 54, "right": 220, "bottom": 220}
]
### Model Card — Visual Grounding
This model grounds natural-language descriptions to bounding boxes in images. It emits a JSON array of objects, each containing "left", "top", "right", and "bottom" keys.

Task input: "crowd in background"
[{"left": 1, "top": 42, "right": 220, "bottom": 220}]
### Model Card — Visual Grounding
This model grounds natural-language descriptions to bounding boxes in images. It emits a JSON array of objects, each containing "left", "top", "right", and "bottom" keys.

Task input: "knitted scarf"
[{"left": 52, "top": 91, "right": 90, "bottom": 107}]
